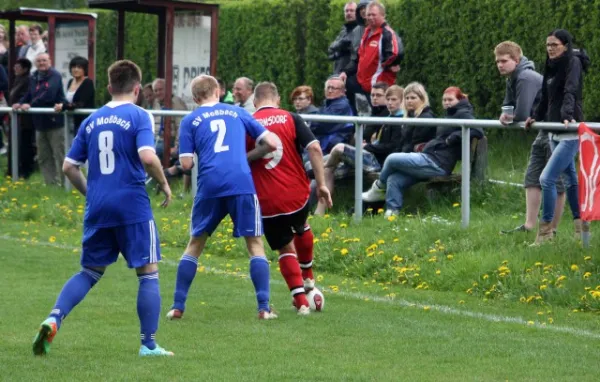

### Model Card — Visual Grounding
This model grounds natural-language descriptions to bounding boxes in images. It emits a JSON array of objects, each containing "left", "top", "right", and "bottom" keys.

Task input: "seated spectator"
[
  {"left": 142, "top": 83, "right": 155, "bottom": 109},
  {"left": 309, "top": 76, "right": 354, "bottom": 155},
  {"left": 314, "top": 84, "right": 404, "bottom": 215},
  {"left": 54, "top": 56, "right": 95, "bottom": 136},
  {"left": 397, "top": 82, "right": 436, "bottom": 153},
  {"left": 217, "top": 78, "right": 234, "bottom": 104},
  {"left": 291, "top": 85, "right": 319, "bottom": 115},
  {"left": 362, "top": 86, "right": 482, "bottom": 218},
  {"left": 233, "top": 77, "right": 255, "bottom": 112},
  {"left": 7, "top": 58, "right": 34, "bottom": 177},
  {"left": 364, "top": 81, "right": 393, "bottom": 143},
  {"left": 152, "top": 78, "right": 188, "bottom": 162}
]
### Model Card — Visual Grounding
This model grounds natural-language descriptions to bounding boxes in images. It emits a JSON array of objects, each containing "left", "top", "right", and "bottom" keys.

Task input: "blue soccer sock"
[
  {"left": 49, "top": 267, "right": 103, "bottom": 329},
  {"left": 137, "top": 271, "right": 160, "bottom": 350},
  {"left": 172, "top": 254, "right": 198, "bottom": 312},
  {"left": 249, "top": 256, "right": 270, "bottom": 312}
]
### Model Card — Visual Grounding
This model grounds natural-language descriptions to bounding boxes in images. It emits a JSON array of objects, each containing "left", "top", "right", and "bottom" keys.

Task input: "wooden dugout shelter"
[{"left": 87, "top": 0, "right": 219, "bottom": 166}]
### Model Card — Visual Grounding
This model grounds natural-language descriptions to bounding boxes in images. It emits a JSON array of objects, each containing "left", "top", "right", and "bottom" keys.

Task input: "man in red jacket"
[{"left": 341, "top": 1, "right": 402, "bottom": 112}]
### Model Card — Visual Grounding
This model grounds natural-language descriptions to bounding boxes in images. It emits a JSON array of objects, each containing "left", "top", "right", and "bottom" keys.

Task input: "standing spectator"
[
  {"left": 54, "top": 56, "right": 95, "bottom": 135},
  {"left": 309, "top": 77, "right": 354, "bottom": 155},
  {"left": 314, "top": 84, "right": 403, "bottom": 215},
  {"left": 496, "top": 41, "right": 566, "bottom": 235},
  {"left": 0, "top": 24, "right": 8, "bottom": 71},
  {"left": 217, "top": 78, "right": 234, "bottom": 104},
  {"left": 291, "top": 86, "right": 319, "bottom": 115},
  {"left": 328, "top": 2, "right": 358, "bottom": 75},
  {"left": 7, "top": 58, "right": 34, "bottom": 177},
  {"left": 0, "top": 63, "right": 7, "bottom": 156},
  {"left": 12, "top": 53, "right": 66, "bottom": 186},
  {"left": 526, "top": 29, "right": 591, "bottom": 244},
  {"left": 362, "top": 86, "right": 482, "bottom": 217},
  {"left": 24, "top": 25, "right": 46, "bottom": 71},
  {"left": 233, "top": 77, "right": 255, "bottom": 113},
  {"left": 16, "top": 25, "right": 31, "bottom": 59},
  {"left": 341, "top": 1, "right": 403, "bottom": 114},
  {"left": 152, "top": 78, "right": 188, "bottom": 162},
  {"left": 142, "top": 83, "right": 155, "bottom": 109}
]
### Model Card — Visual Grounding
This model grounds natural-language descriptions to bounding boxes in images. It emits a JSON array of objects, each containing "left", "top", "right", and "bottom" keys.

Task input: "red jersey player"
[{"left": 247, "top": 82, "right": 332, "bottom": 315}]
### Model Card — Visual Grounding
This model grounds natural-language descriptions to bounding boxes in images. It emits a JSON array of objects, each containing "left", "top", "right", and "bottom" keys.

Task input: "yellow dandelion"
[
  {"left": 313, "top": 238, "right": 320, "bottom": 244},
  {"left": 548, "top": 317, "right": 554, "bottom": 324},
  {"left": 377, "top": 208, "right": 384, "bottom": 214},
  {"left": 534, "top": 262, "right": 543, "bottom": 267},
  {"left": 435, "top": 270, "right": 441, "bottom": 275},
  {"left": 340, "top": 248, "right": 349, "bottom": 256},
  {"left": 482, "top": 274, "right": 489, "bottom": 280},
  {"left": 519, "top": 296, "right": 526, "bottom": 303},
  {"left": 339, "top": 223, "right": 347, "bottom": 228},
  {"left": 387, "top": 215, "right": 397, "bottom": 222},
  {"left": 584, "top": 256, "right": 592, "bottom": 261},
  {"left": 458, "top": 300, "right": 465, "bottom": 304},
  {"left": 323, "top": 214, "right": 330, "bottom": 219},
  {"left": 556, "top": 275, "right": 567, "bottom": 283},
  {"left": 377, "top": 239, "right": 385, "bottom": 245},
  {"left": 452, "top": 202, "right": 460, "bottom": 208},
  {"left": 49, "top": 236, "right": 56, "bottom": 243},
  {"left": 423, "top": 306, "right": 431, "bottom": 311},
  {"left": 571, "top": 264, "right": 579, "bottom": 272},
  {"left": 527, "top": 321, "right": 534, "bottom": 326},
  {"left": 539, "top": 284, "right": 547, "bottom": 290},
  {"left": 317, "top": 275, "right": 324, "bottom": 282},
  {"left": 583, "top": 272, "right": 592, "bottom": 279},
  {"left": 447, "top": 254, "right": 454, "bottom": 260}
]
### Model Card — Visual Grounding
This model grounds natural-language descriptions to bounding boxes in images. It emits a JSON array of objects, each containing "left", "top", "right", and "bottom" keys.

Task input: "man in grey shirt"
[
  {"left": 233, "top": 77, "right": 256, "bottom": 113},
  {"left": 495, "top": 41, "right": 565, "bottom": 235}
]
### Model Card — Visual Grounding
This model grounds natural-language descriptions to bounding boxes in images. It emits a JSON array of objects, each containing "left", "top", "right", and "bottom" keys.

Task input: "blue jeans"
[
  {"left": 380, "top": 153, "right": 447, "bottom": 210},
  {"left": 540, "top": 139, "right": 580, "bottom": 222}
]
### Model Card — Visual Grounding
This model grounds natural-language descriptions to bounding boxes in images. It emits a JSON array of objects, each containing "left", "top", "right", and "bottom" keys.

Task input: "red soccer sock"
[
  {"left": 278, "top": 252, "right": 308, "bottom": 308},
  {"left": 294, "top": 225, "right": 314, "bottom": 281}
]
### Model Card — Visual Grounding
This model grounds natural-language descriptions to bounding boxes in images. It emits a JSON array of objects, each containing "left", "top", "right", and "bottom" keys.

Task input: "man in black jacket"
[
  {"left": 12, "top": 53, "right": 66, "bottom": 186},
  {"left": 328, "top": 2, "right": 358, "bottom": 75}
]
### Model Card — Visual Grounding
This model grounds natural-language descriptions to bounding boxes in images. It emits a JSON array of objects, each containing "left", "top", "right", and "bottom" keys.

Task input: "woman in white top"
[{"left": 54, "top": 56, "right": 95, "bottom": 134}]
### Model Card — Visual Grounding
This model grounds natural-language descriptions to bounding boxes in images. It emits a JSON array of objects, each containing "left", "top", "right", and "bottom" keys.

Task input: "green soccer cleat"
[
  {"left": 139, "top": 344, "right": 174, "bottom": 357},
  {"left": 32, "top": 318, "right": 58, "bottom": 356}
]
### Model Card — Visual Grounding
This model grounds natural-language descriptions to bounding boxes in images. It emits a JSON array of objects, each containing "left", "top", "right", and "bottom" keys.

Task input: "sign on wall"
[
  {"left": 173, "top": 11, "right": 212, "bottom": 110},
  {"left": 54, "top": 21, "right": 89, "bottom": 89}
]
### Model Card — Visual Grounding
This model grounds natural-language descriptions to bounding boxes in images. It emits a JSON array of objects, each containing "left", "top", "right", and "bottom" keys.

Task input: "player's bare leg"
[
  {"left": 168, "top": 234, "right": 208, "bottom": 320},
  {"left": 278, "top": 241, "right": 311, "bottom": 316},
  {"left": 315, "top": 146, "right": 342, "bottom": 216},
  {"left": 245, "top": 236, "right": 277, "bottom": 320}
]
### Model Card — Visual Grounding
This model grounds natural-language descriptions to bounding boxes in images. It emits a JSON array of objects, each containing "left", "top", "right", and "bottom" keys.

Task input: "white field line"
[{"left": 2, "top": 234, "right": 600, "bottom": 340}]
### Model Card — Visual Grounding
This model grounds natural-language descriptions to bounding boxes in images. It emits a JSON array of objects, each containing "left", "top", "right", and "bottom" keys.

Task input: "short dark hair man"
[
  {"left": 328, "top": 2, "right": 358, "bottom": 75},
  {"left": 495, "top": 41, "right": 566, "bottom": 235}
]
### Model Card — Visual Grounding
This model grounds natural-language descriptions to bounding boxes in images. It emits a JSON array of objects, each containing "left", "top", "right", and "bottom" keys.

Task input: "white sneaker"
[
  {"left": 166, "top": 309, "right": 183, "bottom": 320},
  {"left": 384, "top": 209, "right": 399, "bottom": 218},
  {"left": 362, "top": 180, "right": 385, "bottom": 202},
  {"left": 304, "top": 278, "right": 315, "bottom": 291},
  {"left": 258, "top": 309, "right": 278, "bottom": 320},
  {"left": 0, "top": 147, "right": 6, "bottom": 155},
  {"left": 297, "top": 305, "right": 311, "bottom": 316}
]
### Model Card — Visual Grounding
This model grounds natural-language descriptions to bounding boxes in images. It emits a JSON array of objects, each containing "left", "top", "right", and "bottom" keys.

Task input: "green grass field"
[{"left": 2, "top": 134, "right": 600, "bottom": 380}]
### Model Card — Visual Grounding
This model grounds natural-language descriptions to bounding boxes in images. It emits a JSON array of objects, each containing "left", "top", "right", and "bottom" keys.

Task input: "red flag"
[{"left": 578, "top": 123, "right": 600, "bottom": 221}]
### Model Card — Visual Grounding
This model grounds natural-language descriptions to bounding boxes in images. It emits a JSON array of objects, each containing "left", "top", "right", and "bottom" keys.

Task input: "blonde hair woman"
[{"left": 397, "top": 82, "right": 435, "bottom": 153}]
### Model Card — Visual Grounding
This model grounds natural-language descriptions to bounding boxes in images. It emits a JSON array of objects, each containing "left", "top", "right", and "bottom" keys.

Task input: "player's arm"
[
  {"left": 139, "top": 110, "right": 171, "bottom": 207},
  {"left": 293, "top": 113, "right": 332, "bottom": 208},
  {"left": 247, "top": 132, "right": 277, "bottom": 162},
  {"left": 62, "top": 160, "right": 87, "bottom": 196}
]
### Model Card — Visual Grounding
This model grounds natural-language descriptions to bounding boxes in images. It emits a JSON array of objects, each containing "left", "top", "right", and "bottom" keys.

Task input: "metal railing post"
[
  {"left": 64, "top": 115, "right": 72, "bottom": 191},
  {"left": 354, "top": 123, "right": 363, "bottom": 222},
  {"left": 461, "top": 126, "right": 470, "bottom": 228},
  {"left": 191, "top": 153, "right": 198, "bottom": 198},
  {"left": 10, "top": 111, "right": 19, "bottom": 181}
]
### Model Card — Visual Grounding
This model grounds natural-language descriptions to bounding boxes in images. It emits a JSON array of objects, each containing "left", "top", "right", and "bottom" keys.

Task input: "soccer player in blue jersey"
[
  {"left": 167, "top": 74, "right": 278, "bottom": 320},
  {"left": 32, "top": 60, "right": 175, "bottom": 357}
]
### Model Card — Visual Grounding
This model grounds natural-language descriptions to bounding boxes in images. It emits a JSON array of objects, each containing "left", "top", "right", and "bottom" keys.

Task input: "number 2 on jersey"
[
  {"left": 210, "top": 119, "right": 229, "bottom": 153},
  {"left": 98, "top": 131, "right": 115, "bottom": 175}
]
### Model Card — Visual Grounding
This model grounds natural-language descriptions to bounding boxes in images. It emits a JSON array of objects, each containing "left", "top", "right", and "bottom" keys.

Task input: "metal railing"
[{"left": 3, "top": 107, "right": 599, "bottom": 228}]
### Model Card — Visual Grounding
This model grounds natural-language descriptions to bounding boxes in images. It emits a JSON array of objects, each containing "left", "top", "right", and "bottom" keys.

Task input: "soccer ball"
[{"left": 307, "top": 287, "right": 324, "bottom": 312}]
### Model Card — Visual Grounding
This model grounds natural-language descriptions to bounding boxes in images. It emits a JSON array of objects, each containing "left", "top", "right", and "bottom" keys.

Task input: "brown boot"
[
  {"left": 574, "top": 219, "right": 583, "bottom": 241},
  {"left": 531, "top": 222, "right": 553, "bottom": 246}
]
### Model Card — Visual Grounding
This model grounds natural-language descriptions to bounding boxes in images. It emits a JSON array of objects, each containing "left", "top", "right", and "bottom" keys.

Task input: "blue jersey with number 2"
[
  {"left": 179, "top": 102, "right": 267, "bottom": 200},
  {"left": 66, "top": 101, "right": 156, "bottom": 228}
]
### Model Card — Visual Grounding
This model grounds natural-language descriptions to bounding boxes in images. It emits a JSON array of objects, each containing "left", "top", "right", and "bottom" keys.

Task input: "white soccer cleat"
[
  {"left": 166, "top": 309, "right": 183, "bottom": 320},
  {"left": 303, "top": 278, "right": 315, "bottom": 291},
  {"left": 258, "top": 309, "right": 278, "bottom": 320},
  {"left": 362, "top": 180, "right": 386, "bottom": 202},
  {"left": 296, "top": 305, "right": 311, "bottom": 316}
]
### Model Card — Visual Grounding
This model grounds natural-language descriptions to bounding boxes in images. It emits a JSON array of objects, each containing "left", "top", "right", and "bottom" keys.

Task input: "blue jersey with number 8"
[
  {"left": 179, "top": 102, "right": 267, "bottom": 200},
  {"left": 66, "top": 101, "right": 156, "bottom": 228}
]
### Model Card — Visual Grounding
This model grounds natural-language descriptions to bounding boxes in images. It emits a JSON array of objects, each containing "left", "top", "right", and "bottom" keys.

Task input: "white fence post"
[
  {"left": 10, "top": 111, "right": 19, "bottom": 181},
  {"left": 354, "top": 122, "right": 363, "bottom": 222},
  {"left": 461, "top": 126, "right": 470, "bottom": 228}
]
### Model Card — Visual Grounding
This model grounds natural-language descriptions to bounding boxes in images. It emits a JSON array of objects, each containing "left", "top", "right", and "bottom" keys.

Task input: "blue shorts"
[
  {"left": 81, "top": 220, "right": 160, "bottom": 269},
  {"left": 191, "top": 194, "right": 263, "bottom": 237}
]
